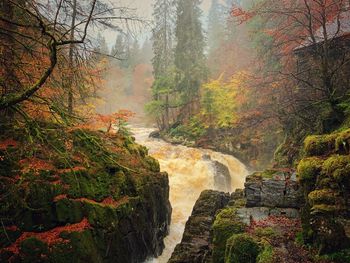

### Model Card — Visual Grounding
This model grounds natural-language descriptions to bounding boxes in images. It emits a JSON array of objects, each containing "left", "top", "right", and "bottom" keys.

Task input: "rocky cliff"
[
  {"left": 0, "top": 126, "right": 171, "bottom": 263},
  {"left": 169, "top": 190, "right": 230, "bottom": 263},
  {"left": 297, "top": 130, "right": 350, "bottom": 254},
  {"left": 169, "top": 171, "right": 303, "bottom": 263}
]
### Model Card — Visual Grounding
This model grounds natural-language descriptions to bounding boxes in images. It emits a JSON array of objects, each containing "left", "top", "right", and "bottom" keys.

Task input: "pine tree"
[
  {"left": 207, "top": 0, "right": 226, "bottom": 54},
  {"left": 174, "top": 0, "right": 207, "bottom": 117},
  {"left": 207, "top": 0, "right": 228, "bottom": 77},
  {"left": 152, "top": 0, "right": 175, "bottom": 77},
  {"left": 111, "top": 34, "right": 126, "bottom": 57},
  {"left": 147, "top": 0, "right": 176, "bottom": 129},
  {"left": 129, "top": 39, "right": 141, "bottom": 68}
]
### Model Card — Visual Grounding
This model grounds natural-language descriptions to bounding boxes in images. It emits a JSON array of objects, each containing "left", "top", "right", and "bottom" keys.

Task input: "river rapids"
[{"left": 131, "top": 127, "right": 248, "bottom": 263}]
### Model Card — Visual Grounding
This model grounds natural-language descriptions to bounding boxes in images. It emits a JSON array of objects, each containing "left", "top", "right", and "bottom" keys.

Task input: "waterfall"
[{"left": 131, "top": 127, "right": 248, "bottom": 263}]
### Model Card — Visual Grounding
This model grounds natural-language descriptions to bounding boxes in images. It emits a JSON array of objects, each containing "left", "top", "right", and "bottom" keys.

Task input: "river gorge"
[{"left": 131, "top": 127, "right": 249, "bottom": 262}]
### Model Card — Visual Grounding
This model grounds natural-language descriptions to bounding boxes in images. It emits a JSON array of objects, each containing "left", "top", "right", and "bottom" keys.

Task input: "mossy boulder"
[
  {"left": 212, "top": 207, "right": 246, "bottom": 263},
  {"left": 0, "top": 126, "right": 171, "bottom": 263},
  {"left": 304, "top": 128, "right": 350, "bottom": 157},
  {"left": 297, "top": 157, "right": 324, "bottom": 185},
  {"left": 298, "top": 129, "right": 350, "bottom": 255},
  {"left": 304, "top": 134, "right": 337, "bottom": 157},
  {"left": 224, "top": 233, "right": 260, "bottom": 263}
]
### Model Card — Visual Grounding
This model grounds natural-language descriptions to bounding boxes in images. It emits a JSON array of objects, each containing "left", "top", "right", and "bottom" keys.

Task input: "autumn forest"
[{"left": 1, "top": 0, "right": 350, "bottom": 262}]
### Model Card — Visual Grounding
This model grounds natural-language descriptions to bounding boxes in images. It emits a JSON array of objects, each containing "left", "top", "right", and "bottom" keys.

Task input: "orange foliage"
[
  {"left": 95, "top": 110, "right": 135, "bottom": 133},
  {"left": 19, "top": 158, "right": 55, "bottom": 174},
  {"left": 231, "top": 6, "right": 255, "bottom": 24},
  {"left": 53, "top": 194, "right": 68, "bottom": 202},
  {"left": 0, "top": 139, "right": 18, "bottom": 150},
  {"left": 53, "top": 195, "right": 129, "bottom": 208},
  {"left": 2, "top": 218, "right": 91, "bottom": 255}
]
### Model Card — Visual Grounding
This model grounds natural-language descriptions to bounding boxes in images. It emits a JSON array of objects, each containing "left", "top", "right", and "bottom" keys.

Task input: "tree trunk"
[{"left": 0, "top": 1, "right": 18, "bottom": 117}]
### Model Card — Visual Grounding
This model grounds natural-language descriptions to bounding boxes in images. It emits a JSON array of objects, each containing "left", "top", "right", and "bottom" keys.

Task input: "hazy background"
[
  {"left": 102, "top": 0, "right": 224, "bottom": 47},
  {"left": 95, "top": 0, "right": 231, "bottom": 125}
]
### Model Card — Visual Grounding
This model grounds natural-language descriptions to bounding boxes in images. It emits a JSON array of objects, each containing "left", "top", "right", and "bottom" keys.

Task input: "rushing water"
[{"left": 131, "top": 127, "right": 249, "bottom": 263}]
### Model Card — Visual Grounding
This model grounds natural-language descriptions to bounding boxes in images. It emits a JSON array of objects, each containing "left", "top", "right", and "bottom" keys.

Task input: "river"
[{"left": 131, "top": 127, "right": 249, "bottom": 263}]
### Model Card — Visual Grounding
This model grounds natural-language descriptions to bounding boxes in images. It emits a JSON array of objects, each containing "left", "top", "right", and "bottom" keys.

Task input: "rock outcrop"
[
  {"left": 168, "top": 190, "right": 230, "bottom": 263},
  {"left": 297, "top": 130, "right": 350, "bottom": 254},
  {"left": 0, "top": 127, "right": 171, "bottom": 263},
  {"left": 245, "top": 170, "right": 303, "bottom": 208},
  {"left": 171, "top": 169, "right": 306, "bottom": 263}
]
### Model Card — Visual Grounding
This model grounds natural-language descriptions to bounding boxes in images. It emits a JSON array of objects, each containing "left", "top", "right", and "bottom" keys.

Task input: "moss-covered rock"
[
  {"left": 212, "top": 207, "right": 246, "bottom": 263},
  {"left": 298, "top": 129, "right": 350, "bottom": 255},
  {"left": 20, "top": 237, "right": 49, "bottom": 263},
  {"left": 0, "top": 126, "right": 171, "bottom": 263},
  {"left": 304, "top": 134, "right": 337, "bottom": 157},
  {"left": 224, "top": 233, "right": 260, "bottom": 263},
  {"left": 297, "top": 157, "right": 324, "bottom": 185},
  {"left": 256, "top": 244, "right": 274, "bottom": 263},
  {"left": 168, "top": 190, "right": 230, "bottom": 263},
  {"left": 335, "top": 129, "right": 350, "bottom": 154}
]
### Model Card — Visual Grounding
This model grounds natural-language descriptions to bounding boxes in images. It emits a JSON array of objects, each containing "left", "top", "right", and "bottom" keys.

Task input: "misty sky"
[
  {"left": 114, "top": 0, "right": 214, "bottom": 18},
  {"left": 102, "top": 0, "right": 218, "bottom": 48}
]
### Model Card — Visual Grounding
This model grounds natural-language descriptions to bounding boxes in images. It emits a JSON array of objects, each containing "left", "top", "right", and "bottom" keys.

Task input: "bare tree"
[{"left": 0, "top": 0, "right": 144, "bottom": 115}]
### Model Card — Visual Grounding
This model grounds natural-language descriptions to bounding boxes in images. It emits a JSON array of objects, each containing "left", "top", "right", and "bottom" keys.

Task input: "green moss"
[
  {"left": 308, "top": 189, "right": 337, "bottom": 205},
  {"left": 84, "top": 202, "right": 119, "bottom": 229},
  {"left": 143, "top": 156, "right": 160, "bottom": 172},
  {"left": 253, "top": 227, "right": 278, "bottom": 239},
  {"left": 334, "top": 167, "right": 350, "bottom": 184},
  {"left": 50, "top": 230, "right": 103, "bottom": 263},
  {"left": 297, "top": 157, "right": 324, "bottom": 185},
  {"left": 260, "top": 170, "right": 278, "bottom": 179},
  {"left": 55, "top": 198, "right": 84, "bottom": 224},
  {"left": 231, "top": 198, "right": 246, "bottom": 208},
  {"left": 20, "top": 237, "right": 49, "bottom": 263},
  {"left": 304, "top": 134, "right": 337, "bottom": 156},
  {"left": 322, "top": 155, "right": 350, "bottom": 182},
  {"left": 311, "top": 204, "right": 339, "bottom": 214},
  {"left": 212, "top": 207, "right": 246, "bottom": 263},
  {"left": 295, "top": 231, "right": 304, "bottom": 245},
  {"left": 317, "top": 248, "right": 350, "bottom": 263},
  {"left": 0, "top": 124, "right": 170, "bottom": 262},
  {"left": 60, "top": 169, "right": 136, "bottom": 201},
  {"left": 224, "top": 233, "right": 260, "bottom": 263},
  {"left": 335, "top": 129, "right": 350, "bottom": 154},
  {"left": 256, "top": 245, "right": 274, "bottom": 263}
]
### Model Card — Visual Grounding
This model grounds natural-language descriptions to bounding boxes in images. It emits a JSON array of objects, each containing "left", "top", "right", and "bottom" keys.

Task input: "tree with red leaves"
[{"left": 231, "top": 0, "right": 350, "bottom": 161}]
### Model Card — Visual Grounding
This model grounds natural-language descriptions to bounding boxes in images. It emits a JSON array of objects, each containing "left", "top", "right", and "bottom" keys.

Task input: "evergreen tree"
[
  {"left": 152, "top": 0, "right": 175, "bottom": 77},
  {"left": 147, "top": 0, "right": 176, "bottom": 129},
  {"left": 174, "top": 0, "right": 207, "bottom": 117},
  {"left": 207, "top": 0, "right": 226, "bottom": 54},
  {"left": 129, "top": 39, "right": 141, "bottom": 68},
  {"left": 140, "top": 38, "right": 153, "bottom": 64},
  {"left": 207, "top": 0, "right": 228, "bottom": 77},
  {"left": 111, "top": 34, "right": 126, "bottom": 58}
]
